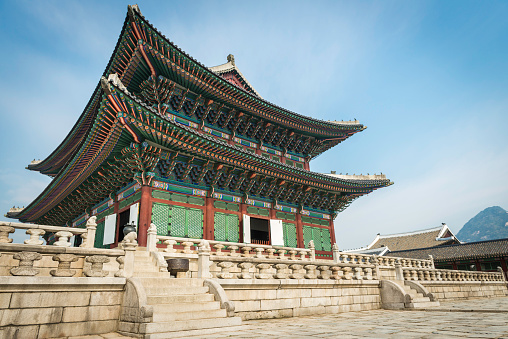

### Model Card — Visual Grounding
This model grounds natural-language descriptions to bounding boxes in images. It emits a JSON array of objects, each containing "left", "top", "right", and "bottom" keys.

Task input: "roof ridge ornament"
[
  {"left": 127, "top": 4, "right": 142, "bottom": 20},
  {"left": 227, "top": 54, "right": 235, "bottom": 66}
]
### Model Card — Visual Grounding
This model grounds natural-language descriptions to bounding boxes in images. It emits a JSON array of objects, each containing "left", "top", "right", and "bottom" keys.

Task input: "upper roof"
[
  {"left": 209, "top": 54, "right": 261, "bottom": 98},
  {"left": 388, "top": 238, "right": 508, "bottom": 261},
  {"left": 26, "top": 4, "right": 365, "bottom": 177},
  {"left": 367, "top": 224, "right": 461, "bottom": 252}
]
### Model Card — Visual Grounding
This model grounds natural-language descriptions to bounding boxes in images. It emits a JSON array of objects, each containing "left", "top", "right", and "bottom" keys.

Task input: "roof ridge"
[{"left": 378, "top": 226, "right": 444, "bottom": 239}]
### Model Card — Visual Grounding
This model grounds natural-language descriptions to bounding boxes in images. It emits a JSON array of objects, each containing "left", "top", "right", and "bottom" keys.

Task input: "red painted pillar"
[
  {"left": 137, "top": 185, "right": 152, "bottom": 247},
  {"left": 475, "top": 259, "right": 482, "bottom": 271},
  {"left": 451, "top": 262, "right": 458, "bottom": 270},
  {"left": 329, "top": 217, "right": 337, "bottom": 246},
  {"left": 304, "top": 162, "right": 310, "bottom": 171},
  {"left": 204, "top": 196, "right": 214, "bottom": 240},
  {"left": 296, "top": 213, "right": 304, "bottom": 248}
]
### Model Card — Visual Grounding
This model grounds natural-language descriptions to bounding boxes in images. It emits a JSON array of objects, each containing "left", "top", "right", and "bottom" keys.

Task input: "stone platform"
[{"left": 64, "top": 296, "right": 508, "bottom": 338}]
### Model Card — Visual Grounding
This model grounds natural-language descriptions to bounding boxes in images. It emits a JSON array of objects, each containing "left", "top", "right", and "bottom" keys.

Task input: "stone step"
[
  {"left": 145, "top": 286, "right": 209, "bottom": 296},
  {"left": 142, "top": 325, "right": 246, "bottom": 339},
  {"left": 136, "top": 277, "right": 204, "bottom": 287},
  {"left": 134, "top": 256, "right": 154, "bottom": 263},
  {"left": 147, "top": 294, "right": 215, "bottom": 305},
  {"left": 134, "top": 250, "right": 151, "bottom": 257},
  {"left": 411, "top": 297, "right": 432, "bottom": 303},
  {"left": 152, "top": 308, "right": 227, "bottom": 322},
  {"left": 132, "top": 272, "right": 172, "bottom": 278},
  {"left": 152, "top": 301, "right": 222, "bottom": 313},
  {"left": 134, "top": 266, "right": 160, "bottom": 273},
  {"left": 406, "top": 301, "right": 440, "bottom": 309},
  {"left": 140, "top": 316, "right": 242, "bottom": 334}
]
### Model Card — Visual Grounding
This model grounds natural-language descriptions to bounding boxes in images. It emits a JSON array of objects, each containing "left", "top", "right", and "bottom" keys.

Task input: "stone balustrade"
[
  {"left": 153, "top": 234, "right": 313, "bottom": 261},
  {"left": 0, "top": 217, "right": 140, "bottom": 279},
  {"left": 401, "top": 267, "right": 505, "bottom": 282},
  {"left": 209, "top": 256, "right": 377, "bottom": 281},
  {"left": 0, "top": 217, "right": 99, "bottom": 248}
]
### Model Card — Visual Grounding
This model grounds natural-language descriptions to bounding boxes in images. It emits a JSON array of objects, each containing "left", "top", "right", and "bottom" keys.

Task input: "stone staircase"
[
  {"left": 119, "top": 251, "right": 242, "bottom": 338},
  {"left": 381, "top": 280, "right": 440, "bottom": 309},
  {"left": 398, "top": 281, "right": 440, "bottom": 309}
]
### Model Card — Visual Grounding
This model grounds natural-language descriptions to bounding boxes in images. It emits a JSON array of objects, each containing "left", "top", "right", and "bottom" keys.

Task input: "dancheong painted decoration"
[{"left": 8, "top": 5, "right": 392, "bottom": 258}]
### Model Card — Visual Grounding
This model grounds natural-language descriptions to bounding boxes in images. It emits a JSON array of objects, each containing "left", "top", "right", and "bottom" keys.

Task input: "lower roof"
[{"left": 388, "top": 238, "right": 508, "bottom": 261}]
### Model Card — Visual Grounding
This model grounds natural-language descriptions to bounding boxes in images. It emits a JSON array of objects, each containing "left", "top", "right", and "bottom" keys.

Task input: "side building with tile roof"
[{"left": 388, "top": 238, "right": 508, "bottom": 279}]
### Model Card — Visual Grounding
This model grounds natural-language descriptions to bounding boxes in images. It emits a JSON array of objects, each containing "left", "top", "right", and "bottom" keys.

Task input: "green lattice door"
[
  {"left": 152, "top": 203, "right": 204, "bottom": 238},
  {"left": 303, "top": 225, "right": 331, "bottom": 251},
  {"left": 282, "top": 222, "right": 297, "bottom": 248},
  {"left": 214, "top": 212, "right": 239, "bottom": 242},
  {"left": 152, "top": 203, "right": 171, "bottom": 235},
  {"left": 94, "top": 220, "right": 107, "bottom": 248}
]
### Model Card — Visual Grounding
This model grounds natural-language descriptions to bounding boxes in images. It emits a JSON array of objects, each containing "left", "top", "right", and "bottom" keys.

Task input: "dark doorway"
[
  {"left": 250, "top": 217, "right": 269, "bottom": 244},
  {"left": 118, "top": 209, "right": 130, "bottom": 243}
]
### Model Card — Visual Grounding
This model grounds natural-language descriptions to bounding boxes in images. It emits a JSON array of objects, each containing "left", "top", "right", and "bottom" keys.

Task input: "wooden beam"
[{"left": 189, "top": 94, "right": 202, "bottom": 117}]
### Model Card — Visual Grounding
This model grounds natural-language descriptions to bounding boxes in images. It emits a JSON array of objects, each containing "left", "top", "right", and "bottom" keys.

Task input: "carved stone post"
[
  {"left": 277, "top": 249, "right": 286, "bottom": 260},
  {"left": 395, "top": 262, "right": 404, "bottom": 281},
  {"left": 423, "top": 270, "right": 430, "bottom": 281},
  {"left": 228, "top": 245, "right": 239, "bottom": 257},
  {"left": 288, "top": 250, "right": 297, "bottom": 260},
  {"left": 332, "top": 243, "right": 340, "bottom": 263},
  {"left": 122, "top": 232, "right": 138, "bottom": 278},
  {"left": 0, "top": 225, "right": 15, "bottom": 243},
  {"left": 498, "top": 267, "right": 507, "bottom": 282},
  {"left": 354, "top": 267, "right": 363, "bottom": 280},
  {"left": 241, "top": 246, "right": 252, "bottom": 257},
  {"left": 411, "top": 270, "right": 418, "bottom": 281},
  {"left": 213, "top": 244, "right": 225, "bottom": 256},
  {"left": 217, "top": 261, "right": 235, "bottom": 279},
  {"left": 403, "top": 270, "right": 411, "bottom": 281},
  {"left": 182, "top": 241, "right": 194, "bottom": 254},
  {"left": 254, "top": 247, "right": 265, "bottom": 259},
  {"left": 317, "top": 265, "right": 331, "bottom": 280},
  {"left": 163, "top": 239, "right": 177, "bottom": 253},
  {"left": 25, "top": 229, "right": 45, "bottom": 245},
  {"left": 85, "top": 216, "right": 97, "bottom": 248},
  {"left": 304, "top": 265, "right": 318, "bottom": 279},
  {"left": 54, "top": 231, "right": 73, "bottom": 247},
  {"left": 330, "top": 266, "right": 343, "bottom": 280},
  {"left": 83, "top": 255, "right": 110, "bottom": 277},
  {"left": 10, "top": 251, "right": 42, "bottom": 276},
  {"left": 238, "top": 262, "right": 254, "bottom": 279},
  {"left": 341, "top": 254, "right": 349, "bottom": 264},
  {"left": 343, "top": 267, "right": 353, "bottom": 280},
  {"left": 428, "top": 255, "right": 435, "bottom": 269},
  {"left": 274, "top": 263, "right": 289, "bottom": 279},
  {"left": 289, "top": 264, "right": 304, "bottom": 279},
  {"left": 308, "top": 240, "right": 316, "bottom": 261},
  {"left": 198, "top": 239, "right": 211, "bottom": 279},
  {"left": 256, "top": 263, "right": 273, "bottom": 279},
  {"left": 363, "top": 267, "right": 373, "bottom": 280},
  {"left": 430, "top": 271, "right": 436, "bottom": 281},
  {"left": 265, "top": 248, "right": 276, "bottom": 259},
  {"left": 146, "top": 223, "right": 157, "bottom": 252},
  {"left": 115, "top": 256, "right": 125, "bottom": 277},
  {"left": 50, "top": 254, "right": 78, "bottom": 277}
]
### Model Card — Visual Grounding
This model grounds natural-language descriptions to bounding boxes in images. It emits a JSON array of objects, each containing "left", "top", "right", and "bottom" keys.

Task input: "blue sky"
[{"left": 1, "top": 0, "right": 507, "bottom": 248}]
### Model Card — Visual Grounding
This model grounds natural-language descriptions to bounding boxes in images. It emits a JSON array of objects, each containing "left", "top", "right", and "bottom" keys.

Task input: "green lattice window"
[
  {"left": 303, "top": 225, "right": 331, "bottom": 252},
  {"left": 214, "top": 212, "right": 239, "bottom": 242},
  {"left": 282, "top": 222, "right": 297, "bottom": 248},
  {"left": 151, "top": 202, "right": 203, "bottom": 238}
]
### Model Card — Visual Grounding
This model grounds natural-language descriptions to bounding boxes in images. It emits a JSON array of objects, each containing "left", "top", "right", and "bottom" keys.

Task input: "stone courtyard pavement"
[{"left": 68, "top": 297, "right": 508, "bottom": 339}]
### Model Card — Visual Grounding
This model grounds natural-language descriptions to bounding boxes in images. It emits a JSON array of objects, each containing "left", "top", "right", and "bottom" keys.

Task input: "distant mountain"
[{"left": 456, "top": 206, "right": 508, "bottom": 243}]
